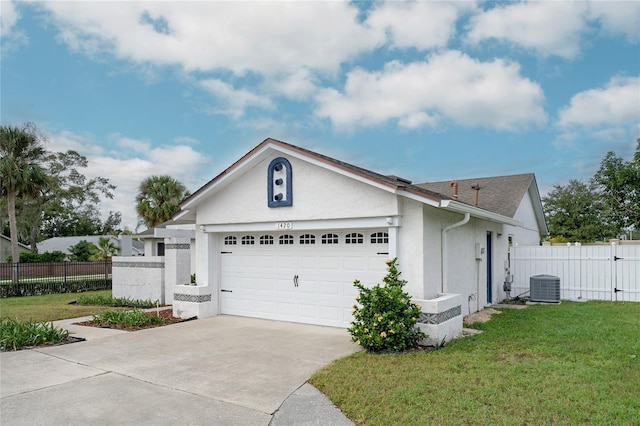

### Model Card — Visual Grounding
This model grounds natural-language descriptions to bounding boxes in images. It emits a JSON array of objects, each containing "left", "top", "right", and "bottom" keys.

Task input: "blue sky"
[{"left": 2, "top": 1, "right": 639, "bottom": 231}]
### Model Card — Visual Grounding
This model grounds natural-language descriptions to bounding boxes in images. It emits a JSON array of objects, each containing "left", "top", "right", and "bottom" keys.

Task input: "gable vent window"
[
  {"left": 279, "top": 235, "right": 294, "bottom": 245},
  {"left": 370, "top": 232, "right": 388, "bottom": 244},
  {"left": 260, "top": 235, "right": 274, "bottom": 245},
  {"left": 241, "top": 236, "right": 255, "bottom": 245},
  {"left": 300, "top": 234, "right": 316, "bottom": 245},
  {"left": 268, "top": 157, "right": 293, "bottom": 208},
  {"left": 345, "top": 233, "right": 363, "bottom": 244},
  {"left": 322, "top": 233, "right": 339, "bottom": 244},
  {"left": 224, "top": 236, "right": 237, "bottom": 245}
]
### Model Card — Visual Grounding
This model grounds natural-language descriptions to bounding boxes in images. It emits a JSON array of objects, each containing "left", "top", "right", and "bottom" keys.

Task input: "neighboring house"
[
  {"left": 37, "top": 235, "right": 143, "bottom": 258},
  {"left": 0, "top": 234, "right": 31, "bottom": 263},
  {"left": 169, "top": 138, "right": 547, "bottom": 330}
]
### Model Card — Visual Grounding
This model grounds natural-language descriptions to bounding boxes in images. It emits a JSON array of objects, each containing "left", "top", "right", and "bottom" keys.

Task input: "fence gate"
[
  {"left": 614, "top": 245, "right": 640, "bottom": 301},
  {"left": 511, "top": 243, "right": 640, "bottom": 302}
]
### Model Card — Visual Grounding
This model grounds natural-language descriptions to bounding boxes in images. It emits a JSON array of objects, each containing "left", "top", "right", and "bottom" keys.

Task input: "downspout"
[{"left": 441, "top": 213, "right": 471, "bottom": 293}]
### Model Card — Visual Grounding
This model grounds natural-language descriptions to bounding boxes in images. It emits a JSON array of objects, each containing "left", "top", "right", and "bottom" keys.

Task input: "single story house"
[
  {"left": 0, "top": 234, "right": 31, "bottom": 263},
  {"left": 148, "top": 138, "right": 547, "bottom": 342}
]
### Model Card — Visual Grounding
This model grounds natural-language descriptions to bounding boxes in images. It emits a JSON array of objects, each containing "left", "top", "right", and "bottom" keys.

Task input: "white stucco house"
[{"left": 139, "top": 138, "right": 546, "bottom": 344}]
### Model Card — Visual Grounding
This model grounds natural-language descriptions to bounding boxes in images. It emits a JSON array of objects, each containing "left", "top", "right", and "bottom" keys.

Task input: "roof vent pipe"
[
  {"left": 471, "top": 183, "right": 480, "bottom": 207},
  {"left": 450, "top": 181, "right": 459, "bottom": 200},
  {"left": 441, "top": 213, "right": 471, "bottom": 294}
]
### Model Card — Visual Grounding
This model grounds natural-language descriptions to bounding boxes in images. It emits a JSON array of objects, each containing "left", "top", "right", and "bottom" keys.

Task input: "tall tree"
[
  {"left": 592, "top": 139, "right": 640, "bottom": 233},
  {"left": 34, "top": 150, "right": 116, "bottom": 243},
  {"left": 542, "top": 179, "right": 617, "bottom": 243},
  {"left": 0, "top": 123, "right": 49, "bottom": 266},
  {"left": 136, "top": 175, "right": 189, "bottom": 229}
]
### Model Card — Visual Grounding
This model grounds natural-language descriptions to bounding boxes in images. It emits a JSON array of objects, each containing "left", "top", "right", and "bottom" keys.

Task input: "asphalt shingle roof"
[{"left": 416, "top": 173, "right": 536, "bottom": 219}]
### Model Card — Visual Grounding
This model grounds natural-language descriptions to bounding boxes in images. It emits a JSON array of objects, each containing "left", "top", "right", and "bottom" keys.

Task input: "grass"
[
  {"left": 0, "top": 290, "right": 125, "bottom": 322},
  {"left": 0, "top": 318, "right": 70, "bottom": 351},
  {"left": 310, "top": 301, "right": 640, "bottom": 425}
]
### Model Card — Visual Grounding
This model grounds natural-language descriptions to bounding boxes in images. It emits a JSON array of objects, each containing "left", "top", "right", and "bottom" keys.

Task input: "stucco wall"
[
  {"left": 196, "top": 154, "right": 400, "bottom": 225},
  {"left": 396, "top": 197, "right": 426, "bottom": 299},
  {"left": 112, "top": 257, "right": 165, "bottom": 304},
  {"left": 444, "top": 218, "right": 508, "bottom": 314},
  {"left": 506, "top": 191, "right": 542, "bottom": 246}
]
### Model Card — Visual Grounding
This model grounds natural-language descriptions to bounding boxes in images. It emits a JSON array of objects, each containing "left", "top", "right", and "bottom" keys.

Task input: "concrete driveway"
[{"left": 1, "top": 316, "right": 358, "bottom": 425}]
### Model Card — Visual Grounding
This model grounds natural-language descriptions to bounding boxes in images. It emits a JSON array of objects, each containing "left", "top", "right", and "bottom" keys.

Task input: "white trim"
[
  {"left": 200, "top": 216, "right": 401, "bottom": 233},
  {"left": 396, "top": 188, "right": 441, "bottom": 208},
  {"left": 154, "top": 229, "right": 195, "bottom": 238}
]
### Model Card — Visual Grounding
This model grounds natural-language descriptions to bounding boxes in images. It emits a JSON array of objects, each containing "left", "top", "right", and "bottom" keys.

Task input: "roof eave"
[{"left": 440, "top": 200, "right": 522, "bottom": 227}]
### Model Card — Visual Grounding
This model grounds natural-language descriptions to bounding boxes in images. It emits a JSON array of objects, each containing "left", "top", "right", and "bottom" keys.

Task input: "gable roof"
[
  {"left": 418, "top": 174, "right": 548, "bottom": 235},
  {"left": 178, "top": 138, "right": 523, "bottom": 227},
  {"left": 417, "top": 174, "right": 534, "bottom": 218}
]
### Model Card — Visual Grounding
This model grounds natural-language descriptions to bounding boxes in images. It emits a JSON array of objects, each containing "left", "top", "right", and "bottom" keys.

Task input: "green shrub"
[
  {"left": 0, "top": 318, "right": 70, "bottom": 351},
  {"left": 6, "top": 251, "right": 66, "bottom": 263},
  {"left": 90, "top": 309, "right": 164, "bottom": 328},
  {"left": 348, "top": 258, "right": 426, "bottom": 352},
  {"left": 76, "top": 294, "right": 155, "bottom": 308}
]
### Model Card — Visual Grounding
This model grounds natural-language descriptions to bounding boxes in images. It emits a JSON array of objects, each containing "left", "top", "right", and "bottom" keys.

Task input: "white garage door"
[{"left": 220, "top": 230, "right": 389, "bottom": 327}]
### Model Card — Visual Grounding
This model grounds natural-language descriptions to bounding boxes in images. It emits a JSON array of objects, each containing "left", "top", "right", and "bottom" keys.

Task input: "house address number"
[{"left": 276, "top": 222, "right": 293, "bottom": 230}]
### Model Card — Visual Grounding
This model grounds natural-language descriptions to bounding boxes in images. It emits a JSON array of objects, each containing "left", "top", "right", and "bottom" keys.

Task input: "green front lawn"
[
  {"left": 0, "top": 290, "right": 119, "bottom": 322},
  {"left": 311, "top": 302, "right": 640, "bottom": 425}
]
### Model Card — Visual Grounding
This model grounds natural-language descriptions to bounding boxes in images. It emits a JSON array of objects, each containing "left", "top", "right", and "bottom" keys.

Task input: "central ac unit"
[{"left": 530, "top": 275, "right": 560, "bottom": 303}]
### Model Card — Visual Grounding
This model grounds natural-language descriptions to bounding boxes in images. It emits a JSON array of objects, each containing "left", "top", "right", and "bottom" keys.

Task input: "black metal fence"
[{"left": 0, "top": 261, "right": 112, "bottom": 298}]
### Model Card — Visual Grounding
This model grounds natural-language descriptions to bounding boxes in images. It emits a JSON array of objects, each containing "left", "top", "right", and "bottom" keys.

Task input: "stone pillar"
[{"left": 164, "top": 238, "right": 191, "bottom": 305}]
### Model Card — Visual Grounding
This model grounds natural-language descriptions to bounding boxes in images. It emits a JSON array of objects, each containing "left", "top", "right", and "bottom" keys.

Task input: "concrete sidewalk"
[{"left": 1, "top": 315, "right": 356, "bottom": 425}]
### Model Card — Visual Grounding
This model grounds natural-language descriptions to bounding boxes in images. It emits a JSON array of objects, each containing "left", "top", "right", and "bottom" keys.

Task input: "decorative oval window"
[{"left": 268, "top": 157, "right": 293, "bottom": 208}]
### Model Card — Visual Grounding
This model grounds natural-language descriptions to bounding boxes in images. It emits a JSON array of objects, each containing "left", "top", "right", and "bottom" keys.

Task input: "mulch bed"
[{"left": 75, "top": 309, "right": 195, "bottom": 331}]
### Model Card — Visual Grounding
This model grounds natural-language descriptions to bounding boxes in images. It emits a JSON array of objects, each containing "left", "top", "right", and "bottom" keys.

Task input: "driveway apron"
[{"left": 1, "top": 316, "right": 358, "bottom": 425}]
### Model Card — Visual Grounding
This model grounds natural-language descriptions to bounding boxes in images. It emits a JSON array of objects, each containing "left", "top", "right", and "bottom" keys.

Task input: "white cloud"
[
  {"left": 1, "top": 0, "right": 28, "bottom": 54},
  {"left": 466, "top": 1, "right": 589, "bottom": 59},
  {"left": 47, "top": 130, "right": 209, "bottom": 231},
  {"left": 115, "top": 136, "right": 151, "bottom": 154},
  {"left": 367, "top": 1, "right": 477, "bottom": 50},
  {"left": 200, "top": 79, "right": 274, "bottom": 118},
  {"left": 588, "top": 1, "right": 640, "bottom": 42},
  {"left": 268, "top": 69, "right": 318, "bottom": 101},
  {"left": 314, "top": 51, "right": 547, "bottom": 131},
  {"left": 1, "top": 0, "right": 20, "bottom": 36},
  {"left": 558, "top": 76, "right": 640, "bottom": 129},
  {"left": 36, "top": 1, "right": 383, "bottom": 75}
]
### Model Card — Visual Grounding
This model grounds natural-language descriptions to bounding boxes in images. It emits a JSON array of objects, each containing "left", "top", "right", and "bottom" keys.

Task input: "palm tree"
[
  {"left": 90, "top": 236, "right": 120, "bottom": 260},
  {"left": 135, "top": 175, "right": 189, "bottom": 229},
  {"left": 0, "top": 124, "right": 49, "bottom": 271}
]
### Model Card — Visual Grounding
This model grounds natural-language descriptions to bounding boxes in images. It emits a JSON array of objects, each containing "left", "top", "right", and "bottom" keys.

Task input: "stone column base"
[
  {"left": 413, "top": 293, "right": 463, "bottom": 346},
  {"left": 172, "top": 285, "right": 216, "bottom": 319}
]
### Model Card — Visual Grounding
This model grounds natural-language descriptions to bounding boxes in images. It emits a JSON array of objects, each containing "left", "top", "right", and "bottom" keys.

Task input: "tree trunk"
[{"left": 7, "top": 189, "right": 19, "bottom": 283}]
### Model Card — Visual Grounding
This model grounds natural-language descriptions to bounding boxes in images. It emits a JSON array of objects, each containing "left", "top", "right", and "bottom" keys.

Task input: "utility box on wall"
[{"left": 530, "top": 275, "right": 561, "bottom": 303}]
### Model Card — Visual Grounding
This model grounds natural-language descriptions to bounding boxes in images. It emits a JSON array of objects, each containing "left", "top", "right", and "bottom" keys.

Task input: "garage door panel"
[{"left": 220, "top": 230, "right": 387, "bottom": 327}]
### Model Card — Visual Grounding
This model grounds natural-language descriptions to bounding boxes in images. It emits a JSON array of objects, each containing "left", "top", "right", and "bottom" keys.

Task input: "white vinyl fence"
[{"left": 511, "top": 243, "right": 640, "bottom": 302}]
